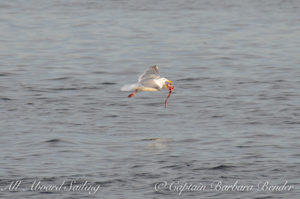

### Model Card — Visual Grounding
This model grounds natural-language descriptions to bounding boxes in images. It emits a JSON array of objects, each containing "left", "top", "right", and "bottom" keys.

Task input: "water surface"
[{"left": 0, "top": 0, "right": 300, "bottom": 198}]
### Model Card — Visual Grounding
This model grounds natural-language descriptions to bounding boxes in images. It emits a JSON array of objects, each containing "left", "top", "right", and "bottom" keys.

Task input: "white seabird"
[{"left": 121, "top": 65, "right": 173, "bottom": 98}]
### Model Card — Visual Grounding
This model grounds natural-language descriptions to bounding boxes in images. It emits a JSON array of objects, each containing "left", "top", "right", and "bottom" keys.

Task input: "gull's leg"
[{"left": 128, "top": 89, "right": 138, "bottom": 98}]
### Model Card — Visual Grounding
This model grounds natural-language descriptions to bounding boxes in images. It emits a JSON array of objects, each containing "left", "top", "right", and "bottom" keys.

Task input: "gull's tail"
[{"left": 120, "top": 83, "right": 139, "bottom": 91}]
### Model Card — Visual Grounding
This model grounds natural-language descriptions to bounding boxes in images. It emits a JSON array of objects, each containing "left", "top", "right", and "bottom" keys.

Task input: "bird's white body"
[{"left": 121, "top": 66, "right": 172, "bottom": 92}]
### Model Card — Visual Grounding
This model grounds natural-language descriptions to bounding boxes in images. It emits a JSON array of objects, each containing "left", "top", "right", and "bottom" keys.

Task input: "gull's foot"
[{"left": 128, "top": 90, "right": 138, "bottom": 98}]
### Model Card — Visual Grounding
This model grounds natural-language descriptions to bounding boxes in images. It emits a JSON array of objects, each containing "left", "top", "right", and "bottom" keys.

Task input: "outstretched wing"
[{"left": 138, "top": 65, "right": 160, "bottom": 83}]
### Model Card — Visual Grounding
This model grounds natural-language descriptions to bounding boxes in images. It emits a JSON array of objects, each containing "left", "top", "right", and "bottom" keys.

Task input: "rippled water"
[{"left": 1, "top": 0, "right": 300, "bottom": 198}]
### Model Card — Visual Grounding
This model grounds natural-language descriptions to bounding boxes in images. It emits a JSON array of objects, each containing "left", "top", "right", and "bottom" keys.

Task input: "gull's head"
[{"left": 160, "top": 78, "right": 173, "bottom": 89}]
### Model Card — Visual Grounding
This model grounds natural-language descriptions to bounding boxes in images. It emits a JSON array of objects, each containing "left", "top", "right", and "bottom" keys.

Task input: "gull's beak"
[{"left": 164, "top": 80, "right": 173, "bottom": 88}]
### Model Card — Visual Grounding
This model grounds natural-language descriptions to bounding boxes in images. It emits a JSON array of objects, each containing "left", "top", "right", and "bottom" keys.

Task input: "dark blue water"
[{"left": 0, "top": 0, "right": 299, "bottom": 198}]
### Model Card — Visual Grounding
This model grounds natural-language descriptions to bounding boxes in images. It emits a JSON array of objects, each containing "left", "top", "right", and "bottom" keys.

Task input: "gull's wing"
[{"left": 138, "top": 65, "right": 160, "bottom": 83}]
